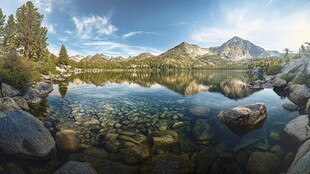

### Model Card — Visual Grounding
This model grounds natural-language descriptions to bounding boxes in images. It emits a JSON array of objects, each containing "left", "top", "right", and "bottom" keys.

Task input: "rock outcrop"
[
  {"left": 287, "top": 139, "right": 310, "bottom": 174},
  {"left": 218, "top": 103, "right": 267, "bottom": 128},
  {"left": 0, "top": 110, "right": 55, "bottom": 158},
  {"left": 0, "top": 97, "right": 21, "bottom": 111}
]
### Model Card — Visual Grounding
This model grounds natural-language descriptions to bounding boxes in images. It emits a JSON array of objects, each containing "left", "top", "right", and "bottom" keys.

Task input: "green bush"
[
  {"left": 281, "top": 73, "right": 295, "bottom": 82},
  {"left": 293, "top": 73, "right": 310, "bottom": 88},
  {"left": 266, "top": 65, "right": 282, "bottom": 75},
  {"left": 0, "top": 54, "right": 40, "bottom": 89}
]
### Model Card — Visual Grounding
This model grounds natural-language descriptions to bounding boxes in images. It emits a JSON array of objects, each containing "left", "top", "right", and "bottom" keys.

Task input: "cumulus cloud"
[
  {"left": 192, "top": 6, "right": 310, "bottom": 51},
  {"left": 71, "top": 15, "right": 118, "bottom": 39}
]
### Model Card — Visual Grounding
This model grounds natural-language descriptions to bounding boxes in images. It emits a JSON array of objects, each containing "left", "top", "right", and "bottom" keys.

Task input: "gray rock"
[
  {"left": 282, "top": 103, "right": 299, "bottom": 112},
  {"left": 287, "top": 139, "right": 310, "bottom": 174},
  {"left": 246, "top": 152, "right": 279, "bottom": 174},
  {"left": 56, "top": 130, "right": 80, "bottom": 153},
  {"left": 35, "top": 82, "right": 53, "bottom": 98},
  {"left": 0, "top": 97, "right": 21, "bottom": 111},
  {"left": 273, "top": 77, "right": 287, "bottom": 88},
  {"left": 54, "top": 161, "right": 97, "bottom": 174},
  {"left": 1, "top": 83, "right": 20, "bottom": 97},
  {"left": 282, "top": 57, "right": 310, "bottom": 76},
  {"left": 288, "top": 84, "right": 310, "bottom": 106},
  {"left": 193, "top": 119, "right": 214, "bottom": 141},
  {"left": 218, "top": 103, "right": 267, "bottom": 127},
  {"left": 0, "top": 110, "right": 55, "bottom": 158},
  {"left": 284, "top": 115, "right": 310, "bottom": 143},
  {"left": 306, "top": 99, "right": 310, "bottom": 114},
  {"left": 12, "top": 96, "right": 30, "bottom": 110},
  {"left": 23, "top": 88, "right": 44, "bottom": 106}
]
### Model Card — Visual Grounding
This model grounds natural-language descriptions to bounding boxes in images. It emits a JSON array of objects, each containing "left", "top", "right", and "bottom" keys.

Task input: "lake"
[{"left": 7, "top": 70, "right": 300, "bottom": 173}]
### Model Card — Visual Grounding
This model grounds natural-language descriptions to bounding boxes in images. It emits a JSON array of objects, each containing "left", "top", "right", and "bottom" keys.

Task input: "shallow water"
[{"left": 2, "top": 70, "right": 300, "bottom": 173}]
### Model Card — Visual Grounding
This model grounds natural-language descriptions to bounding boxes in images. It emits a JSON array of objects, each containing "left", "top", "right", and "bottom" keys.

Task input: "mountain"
[
  {"left": 162, "top": 42, "right": 215, "bottom": 57},
  {"left": 211, "top": 36, "right": 281, "bottom": 61},
  {"left": 69, "top": 55, "right": 85, "bottom": 62},
  {"left": 131, "top": 52, "right": 155, "bottom": 60}
]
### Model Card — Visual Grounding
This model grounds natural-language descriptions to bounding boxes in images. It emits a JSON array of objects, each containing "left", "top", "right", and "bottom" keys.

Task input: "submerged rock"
[
  {"left": 0, "top": 110, "right": 55, "bottom": 158},
  {"left": 56, "top": 130, "right": 81, "bottom": 153},
  {"left": 0, "top": 97, "right": 21, "bottom": 111},
  {"left": 1, "top": 83, "right": 20, "bottom": 97},
  {"left": 287, "top": 139, "right": 310, "bottom": 174},
  {"left": 218, "top": 103, "right": 267, "bottom": 128},
  {"left": 151, "top": 131, "right": 179, "bottom": 153},
  {"left": 141, "top": 153, "right": 191, "bottom": 174},
  {"left": 54, "top": 161, "right": 97, "bottom": 174},
  {"left": 193, "top": 119, "right": 214, "bottom": 141},
  {"left": 284, "top": 115, "right": 310, "bottom": 143},
  {"left": 288, "top": 84, "right": 310, "bottom": 106},
  {"left": 246, "top": 152, "right": 279, "bottom": 174},
  {"left": 189, "top": 106, "right": 211, "bottom": 118},
  {"left": 282, "top": 103, "right": 299, "bottom": 112},
  {"left": 119, "top": 142, "right": 150, "bottom": 164}
]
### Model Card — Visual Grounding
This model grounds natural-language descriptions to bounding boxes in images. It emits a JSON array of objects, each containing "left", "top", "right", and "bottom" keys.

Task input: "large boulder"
[
  {"left": 0, "top": 110, "right": 55, "bottom": 158},
  {"left": 287, "top": 139, "right": 310, "bottom": 174},
  {"left": 288, "top": 84, "right": 310, "bottom": 106},
  {"left": 1, "top": 83, "right": 20, "bottom": 97},
  {"left": 35, "top": 82, "right": 53, "bottom": 98},
  {"left": 0, "top": 97, "right": 21, "bottom": 111},
  {"left": 56, "top": 130, "right": 81, "bottom": 153},
  {"left": 54, "top": 161, "right": 97, "bottom": 174},
  {"left": 23, "top": 89, "right": 44, "bottom": 106},
  {"left": 284, "top": 115, "right": 310, "bottom": 143},
  {"left": 273, "top": 77, "right": 287, "bottom": 88},
  {"left": 218, "top": 103, "right": 267, "bottom": 128}
]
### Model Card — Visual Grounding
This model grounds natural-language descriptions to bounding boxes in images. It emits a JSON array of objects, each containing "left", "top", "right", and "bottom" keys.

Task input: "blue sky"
[{"left": 1, "top": 0, "right": 310, "bottom": 57}]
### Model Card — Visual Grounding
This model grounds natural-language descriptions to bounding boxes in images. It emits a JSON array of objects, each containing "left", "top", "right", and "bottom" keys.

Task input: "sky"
[{"left": 0, "top": 0, "right": 310, "bottom": 57}]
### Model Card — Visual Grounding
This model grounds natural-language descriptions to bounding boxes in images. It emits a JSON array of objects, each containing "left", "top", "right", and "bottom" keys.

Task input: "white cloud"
[
  {"left": 72, "top": 15, "right": 118, "bottom": 39},
  {"left": 34, "top": 0, "right": 52, "bottom": 13},
  {"left": 83, "top": 41, "right": 162, "bottom": 57},
  {"left": 191, "top": 7, "right": 310, "bottom": 51},
  {"left": 122, "top": 31, "right": 157, "bottom": 38}
]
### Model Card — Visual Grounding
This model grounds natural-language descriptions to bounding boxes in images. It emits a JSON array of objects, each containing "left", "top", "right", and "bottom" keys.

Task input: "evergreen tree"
[
  {"left": 15, "top": 1, "right": 47, "bottom": 61},
  {"left": 3, "top": 15, "right": 16, "bottom": 55},
  {"left": 58, "top": 44, "right": 69, "bottom": 65},
  {"left": 0, "top": 8, "right": 6, "bottom": 54}
]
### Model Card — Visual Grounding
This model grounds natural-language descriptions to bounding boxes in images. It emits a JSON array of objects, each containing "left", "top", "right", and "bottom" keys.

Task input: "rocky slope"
[{"left": 211, "top": 36, "right": 280, "bottom": 61}]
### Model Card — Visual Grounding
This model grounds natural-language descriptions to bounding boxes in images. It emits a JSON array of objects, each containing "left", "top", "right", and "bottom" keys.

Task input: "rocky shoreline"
[
  {"left": 1, "top": 66, "right": 310, "bottom": 173},
  {"left": 248, "top": 60, "right": 310, "bottom": 173}
]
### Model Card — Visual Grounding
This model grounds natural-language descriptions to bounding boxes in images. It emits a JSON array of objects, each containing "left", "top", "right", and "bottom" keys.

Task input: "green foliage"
[
  {"left": 15, "top": 1, "right": 48, "bottom": 61},
  {"left": 293, "top": 73, "right": 310, "bottom": 87},
  {"left": 2, "top": 15, "right": 16, "bottom": 55},
  {"left": 266, "top": 65, "right": 282, "bottom": 75},
  {"left": 281, "top": 73, "right": 295, "bottom": 82},
  {"left": 0, "top": 8, "right": 6, "bottom": 53},
  {"left": 0, "top": 54, "right": 40, "bottom": 89},
  {"left": 58, "top": 44, "right": 69, "bottom": 66}
]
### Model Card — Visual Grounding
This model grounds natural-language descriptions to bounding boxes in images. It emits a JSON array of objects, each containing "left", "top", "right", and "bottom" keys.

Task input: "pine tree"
[
  {"left": 3, "top": 15, "right": 16, "bottom": 55},
  {"left": 58, "top": 44, "right": 69, "bottom": 65},
  {"left": 0, "top": 8, "right": 6, "bottom": 54},
  {"left": 15, "top": 1, "right": 47, "bottom": 61}
]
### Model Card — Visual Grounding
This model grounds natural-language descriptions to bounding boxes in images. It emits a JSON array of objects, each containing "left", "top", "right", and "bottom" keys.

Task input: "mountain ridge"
[{"left": 69, "top": 36, "right": 281, "bottom": 63}]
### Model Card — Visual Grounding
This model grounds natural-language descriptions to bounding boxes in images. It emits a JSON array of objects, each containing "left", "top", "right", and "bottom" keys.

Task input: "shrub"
[
  {"left": 281, "top": 73, "right": 295, "bottom": 82},
  {"left": 293, "top": 73, "right": 310, "bottom": 88},
  {"left": 0, "top": 54, "right": 40, "bottom": 89},
  {"left": 266, "top": 65, "right": 282, "bottom": 75}
]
